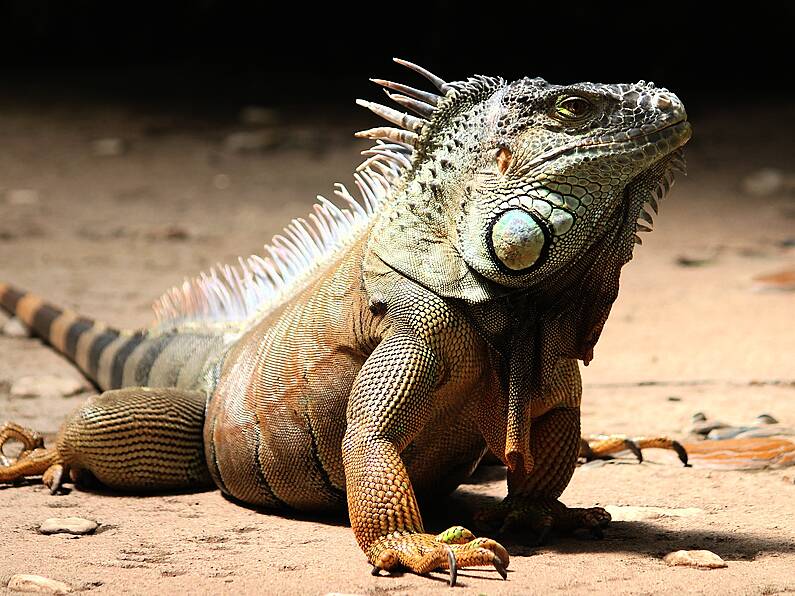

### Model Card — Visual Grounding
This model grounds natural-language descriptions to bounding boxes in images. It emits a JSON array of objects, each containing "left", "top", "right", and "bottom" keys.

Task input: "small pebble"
[
  {"left": 144, "top": 224, "right": 194, "bottom": 241},
  {"left": 39, "top": 517, "right": 98, "bottom": 535},
  {"left": 756, "top": 414, "right": 779, "bottom": 425},
  {"left": 10, "top": 376, "right": 88, "bottom": 398},
  {"left": 675, "top": 253, "right": 717, "bottom": 267},
  {"left": 91, "top": 138, "right": 126, "bottom": 157},
  {"left": 2, "top": 317, "right": 32, "bottom": 338},
  {"left": 5, "top": 189, "right": 39, "bottom": 205},
  {"left": 741, "top": 168, "right": 784, "bottom": 197},
  {"left": 664, "top": 549, "right": 727, "bottom": 569},
  {"left": 689, "top": 413, "right": 731, "bottom": 436},
  {"left": 7, "top": 574, "right": 72, "bottom": 593},
  {"left": 223, "top": 130, "right": 280, "bottom": 153},
  {"left": 213, "top": 174, "right": 231, "bottom": 190}
]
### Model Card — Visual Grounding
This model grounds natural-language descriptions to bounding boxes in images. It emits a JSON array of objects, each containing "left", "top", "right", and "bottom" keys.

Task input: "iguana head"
[
  {"left": 360, "top": 60, "right": 690, "bottom": 303},
  {"left": 454, "top": 77, "right": 690, "bottom": 286}
]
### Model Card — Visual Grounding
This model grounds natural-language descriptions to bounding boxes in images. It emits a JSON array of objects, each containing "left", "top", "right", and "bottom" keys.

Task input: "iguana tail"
[
  {"left": 0, "top": 282, "right": 143, "bottom": 390},
  {"left": 0, "top": 284, "right": 221, "bottom": 493}
]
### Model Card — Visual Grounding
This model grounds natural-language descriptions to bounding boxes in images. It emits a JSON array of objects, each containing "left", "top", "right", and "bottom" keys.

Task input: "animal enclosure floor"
[{"left": 1, "top": 96, "right": 793, "bottom": 595}]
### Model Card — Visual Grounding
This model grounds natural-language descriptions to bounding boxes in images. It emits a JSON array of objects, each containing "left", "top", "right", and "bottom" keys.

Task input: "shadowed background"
[
  {"left": 0, "top": 0, "right": 792, "bottom": 379},
  {"left": 1, "top": 2, "right": 794, "bottom": 106}
]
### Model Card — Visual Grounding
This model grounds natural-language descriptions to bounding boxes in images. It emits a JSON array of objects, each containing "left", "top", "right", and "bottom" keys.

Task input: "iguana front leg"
[
  {"left": 343, "top": 332, "right": 508, "bottom": 585},
  {"left": 476, "top": 407, "right": 611, "bottom": 542}
]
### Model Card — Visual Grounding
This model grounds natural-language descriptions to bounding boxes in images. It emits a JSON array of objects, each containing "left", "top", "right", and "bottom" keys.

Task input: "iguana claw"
[
  {"left": 368, "top": 527, "right": 509, "bottom": 586},
  {"left": 444, "top": 545, "right": 457, "bottom": 587}
]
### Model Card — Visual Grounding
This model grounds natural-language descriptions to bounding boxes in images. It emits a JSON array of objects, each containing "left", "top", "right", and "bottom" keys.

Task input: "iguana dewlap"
[{"left": 0, "top": 59, "right": 691, "bottom": 585}]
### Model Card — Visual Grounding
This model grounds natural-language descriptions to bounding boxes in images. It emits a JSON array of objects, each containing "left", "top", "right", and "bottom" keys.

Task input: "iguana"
[{"left": 0, "top": 59, "right": 691, "bottom": 585}]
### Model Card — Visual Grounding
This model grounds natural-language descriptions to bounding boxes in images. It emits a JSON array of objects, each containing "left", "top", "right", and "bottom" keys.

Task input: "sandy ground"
[{"left": 0, "top": 95, "right": 794, "bottom": 595}]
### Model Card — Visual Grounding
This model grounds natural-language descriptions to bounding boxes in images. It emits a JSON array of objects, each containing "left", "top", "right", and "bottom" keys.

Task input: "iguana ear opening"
[{"left": 495, "top": 147, "right": 512, "bottom": 175}]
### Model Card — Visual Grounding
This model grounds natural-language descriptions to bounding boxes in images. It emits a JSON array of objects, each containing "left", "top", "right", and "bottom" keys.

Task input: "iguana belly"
[{"left": 206, "top": 373, "right": 488, "bottom": 513}]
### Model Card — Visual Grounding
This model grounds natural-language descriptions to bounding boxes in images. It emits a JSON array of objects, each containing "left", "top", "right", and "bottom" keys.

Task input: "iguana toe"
[
  {"left": 42, "top": 463, "right": 66, "bottom": 494},
  {"left": 0, "top": 422, "right": 60, "bottom": 487},
  {"left": 0, "top": 422, "right": 44, "bottom": 460}
]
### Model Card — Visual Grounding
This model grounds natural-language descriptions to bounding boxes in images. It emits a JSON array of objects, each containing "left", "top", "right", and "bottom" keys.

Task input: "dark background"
[{"left": 1, "top": 1, "right": 792, "bottom": 110}]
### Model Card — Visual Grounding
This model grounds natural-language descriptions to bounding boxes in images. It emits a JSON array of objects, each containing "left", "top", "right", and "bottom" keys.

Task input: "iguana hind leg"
[{"left": 0, "top": 387, "right": 214, "bottom": 493}]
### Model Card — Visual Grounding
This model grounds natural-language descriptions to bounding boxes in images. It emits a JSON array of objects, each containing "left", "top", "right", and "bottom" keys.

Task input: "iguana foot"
[
  {"left": 0, "top": 421, "right": 62, "bottom": 493},
  {"left": 580, "top": 435, "right": 689, "bottom": 465},
  {"left": 369, "top": 527, "right": 508, "bottom": 587},
  {"left": 474, "top": 497, "right": 611, "bottom": 543},
  {"left": 0, "top": 422, "right": 44, "bottom": 464}
]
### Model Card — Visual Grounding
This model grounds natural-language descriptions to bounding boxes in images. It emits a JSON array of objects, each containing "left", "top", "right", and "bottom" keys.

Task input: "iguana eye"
[
  {"left": 495, "top": 147, "right": 512, "bottom": 175},
  {"left": 553, "top": 95, "right": 593, "bottom": 121}
]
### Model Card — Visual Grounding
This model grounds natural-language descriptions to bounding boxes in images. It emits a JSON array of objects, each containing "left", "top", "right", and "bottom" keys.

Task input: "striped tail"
[{"left": 0, "top": 282, "right": 144, "bottom": 391}]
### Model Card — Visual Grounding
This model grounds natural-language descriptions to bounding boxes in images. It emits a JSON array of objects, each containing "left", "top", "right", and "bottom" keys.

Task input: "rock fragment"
[
  {"left": 2, "top": 317, "right": 32, "bottom": 338},
  {"left": 39, "top": 517, "right": 98, "bottom": 535},
  {"left": 91, "top": 138, "right": 127, "bottom": 157},
  {"left": 7, "top": 574, "right": 72, "bottom": 593},
  {"left": 10, "top": 376, "right": 88, "bottom": 398},
  {"left": 144, "top": 224, "right": 194, "bottom": 241},
  {"left": 663, "top": 549, "right": 727, "bottom": 569},
  {"left": 4, "top": 189, "right": 39, "bottom": 205},
  {"left": 213, "top": 174, "right": 231, "bottom": 190},
  {"left": 741, "top": 168, "right": 785, "bottom": 197},
  {"left": 223, "top": 130, "right": 280, "bottom": 153}
]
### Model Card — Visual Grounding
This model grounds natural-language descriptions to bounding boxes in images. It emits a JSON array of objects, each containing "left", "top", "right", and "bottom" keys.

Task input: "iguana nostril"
[{"left": 490, "top": 209, "right": 546, "bottom": 271}]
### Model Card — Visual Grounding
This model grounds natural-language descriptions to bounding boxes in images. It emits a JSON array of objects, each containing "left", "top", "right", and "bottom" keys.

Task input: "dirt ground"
[{"left": 0, "top": 94, "right": 793, "bottom": 595}]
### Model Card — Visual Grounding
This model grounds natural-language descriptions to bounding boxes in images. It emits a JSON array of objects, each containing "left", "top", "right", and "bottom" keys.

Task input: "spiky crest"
[
  {"left": 153, "top": 59, "right": 451, "bottom": 329},
  {"left": 632, "top": 148, "right": 686, "bottom": 245}
]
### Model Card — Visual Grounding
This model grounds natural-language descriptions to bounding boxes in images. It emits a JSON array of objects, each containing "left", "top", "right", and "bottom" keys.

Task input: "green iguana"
[{"left": 0, "top": 59, "right": 691, "bottom": 585}]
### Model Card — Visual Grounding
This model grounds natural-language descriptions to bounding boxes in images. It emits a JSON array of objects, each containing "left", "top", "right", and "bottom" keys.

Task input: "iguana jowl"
[{"left": 0, "top": 59, "right": 691, "bottom": 584}]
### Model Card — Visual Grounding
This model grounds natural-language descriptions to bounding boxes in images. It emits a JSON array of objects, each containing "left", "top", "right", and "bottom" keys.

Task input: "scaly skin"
[{"left": 0, "top": 59, "right": 691, "bottom": 585}]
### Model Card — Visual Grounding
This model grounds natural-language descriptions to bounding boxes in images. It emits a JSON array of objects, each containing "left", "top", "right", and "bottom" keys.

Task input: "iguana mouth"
[
  {"left": 518, "top": 119, "right": 691, "bottom": 173},
  {"left": 587, "top": 119, "right": 692, "bottom": 151}
]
